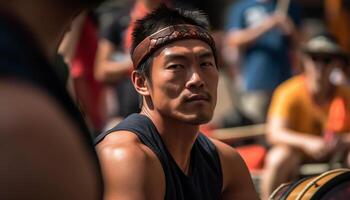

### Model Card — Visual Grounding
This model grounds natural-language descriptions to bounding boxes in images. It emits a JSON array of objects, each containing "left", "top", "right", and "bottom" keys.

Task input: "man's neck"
[
  {"left": 305, "top": 80, "right": 335, "bottom": 105},
  {"left": 305, "top": 75, "right": 336, "bottom": 106},
  {"left": 313, "top": 88, "right": 335, "bottom": 106},
  {"left": 141, "top": 109, "right": 199, "bottom": 174},
  {"left": 1, "top": 1, "right": 80, "bottom": 60}
]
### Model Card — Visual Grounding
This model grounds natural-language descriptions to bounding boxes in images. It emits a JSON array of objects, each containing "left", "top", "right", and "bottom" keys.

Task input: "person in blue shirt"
[{"left": 225, "top": 0, "right": 302, "bottom": 124}]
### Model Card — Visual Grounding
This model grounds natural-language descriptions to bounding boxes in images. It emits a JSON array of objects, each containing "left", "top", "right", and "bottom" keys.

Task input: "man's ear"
[{"left": 131, "top": 70, "right": 150, "bottom": 96}]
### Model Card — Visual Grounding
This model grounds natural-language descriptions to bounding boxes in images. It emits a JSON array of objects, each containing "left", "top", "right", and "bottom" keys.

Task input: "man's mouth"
[{"left": 185, "top": 94, "right": 211, "bottom": 102}]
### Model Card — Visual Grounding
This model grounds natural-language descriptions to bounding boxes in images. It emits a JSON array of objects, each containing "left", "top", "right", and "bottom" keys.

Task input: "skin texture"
[
  {"left": 97, "top": 39, "right": 259, "bottom": 200},
  {"left": 0, "top": 1, "right": 103, "bottom": 199},
  {"left": 261, "top": 54, "right": 350, "bottom": 199}
]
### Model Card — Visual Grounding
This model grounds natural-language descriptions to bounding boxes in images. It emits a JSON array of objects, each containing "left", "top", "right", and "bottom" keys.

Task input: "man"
[
  {"left": 0, "top": 0, "right": 105, "bottom": 199},
  {"left": 261, "top": 34, "right": 350, "bottom": 199},
  {"left": 96, "top": 5, "right": 259, "bottom": 200},
  {"left": 225, "top": 0, "right": 301, "bottom": 124}
]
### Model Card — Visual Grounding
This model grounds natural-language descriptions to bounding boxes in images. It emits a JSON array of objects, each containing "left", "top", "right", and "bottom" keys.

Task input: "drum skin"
[{"left": 269, "top": 168, "right": 350, "bottom": 200}]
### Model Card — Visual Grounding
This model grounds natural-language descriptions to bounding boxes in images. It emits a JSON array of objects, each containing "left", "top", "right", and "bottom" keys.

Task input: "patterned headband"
[{"left": 131, "top": 24, "right": 217, "bottom": 69}]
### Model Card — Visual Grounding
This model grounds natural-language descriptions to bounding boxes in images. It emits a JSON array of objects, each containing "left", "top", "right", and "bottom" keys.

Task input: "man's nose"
[{"left": 186, "top": 68, "right": 204, "bottom": 89}]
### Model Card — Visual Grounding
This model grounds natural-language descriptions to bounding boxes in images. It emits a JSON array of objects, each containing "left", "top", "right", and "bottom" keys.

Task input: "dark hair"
[
  {"left": 66, "top": 0, "right": 106, "bottom": 8},
  {"left": 131, "top": 4, "right": 210, "bottom": 80},
  {"left": 344, "top": 0, "right": 350, "bottom": 10}
]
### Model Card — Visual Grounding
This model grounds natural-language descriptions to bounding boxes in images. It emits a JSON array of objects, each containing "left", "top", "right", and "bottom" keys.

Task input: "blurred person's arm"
[
  {"left": 267, "top": 117, "right": 332, "bottom": 160},
  {"left": 94, "top": 39, "right": 133, "bottom": 84},
  {"left": 226, "top": 14, "right": 281, "bottom": 49},
  {"left": 58, "top": 12, "right": 86, "bottom": 99},
  {"left": 59, "top": 12, "right": 86, "bottom": 65},
  {"left": 227, "top": 12, "right": 301, "bottom": 50},
  {"left": 0, "top": 81, "right": 99, "bottom": 200},
  {"left": 280, "top": 15, "right": 301, "bottom": 51}
]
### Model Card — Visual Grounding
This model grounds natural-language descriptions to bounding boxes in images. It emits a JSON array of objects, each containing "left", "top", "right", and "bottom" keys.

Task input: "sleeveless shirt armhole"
[
  {"left": 197, "top": 133, "right": 224, "bottom": 189},
  {"left": 94, "top": 123, "right": 142, "bottom": 145},
  {"left": 94, "top": 114, "right": 170, "bottom": 185},
  {"left": 94, "top": 114, "right": 164, "bottom": 159},
  {"left": 94, "top": 129, "right": 113, "bottom": 145},
  {"left": 94, "top": 114, "right": 142, "bottom": 145}
]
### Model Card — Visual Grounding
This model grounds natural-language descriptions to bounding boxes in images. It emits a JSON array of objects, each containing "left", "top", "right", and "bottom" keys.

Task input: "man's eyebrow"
[
  {"left": 164, "top": 53, "right": 188, "bottom": 62},
  {"left": 163, "top": 50, "right": 214, "bottom": 62},
  {"left": 198, "top": 50, "right": 214, "bottom": 60}
]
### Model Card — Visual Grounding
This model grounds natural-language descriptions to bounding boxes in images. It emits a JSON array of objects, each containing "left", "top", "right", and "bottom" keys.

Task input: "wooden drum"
[{"left": 269, "top": 168, "right": 350, "bottom": 200}]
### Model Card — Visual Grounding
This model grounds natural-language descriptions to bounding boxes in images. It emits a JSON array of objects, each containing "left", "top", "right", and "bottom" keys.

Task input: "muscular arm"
[
  {"left": 211, "top": 139, "right": 259, "bottom": 200},
  {"left": 94, "top": 39, "right": 133, "bottom": 84},
  {"left": 0, "top": 81, "right": 99, "bottom": 199},
  {"left": 96, "top": 132, "right": 165, "bottom": 200}
]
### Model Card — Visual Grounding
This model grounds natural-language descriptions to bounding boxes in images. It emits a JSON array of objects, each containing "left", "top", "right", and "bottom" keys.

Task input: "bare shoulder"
[
  {"left": 96, "top": 130, "right": 159, "bottom": 164},
  {"left": 0, "top": 81, "right": 100, "bottom": 199},
  {"left": 209, "top": 138, "right": 249, "bottom": 178},
  {"left": 209, "top": 138, "right": 259, "bottom": 200},
  {"left": 96, "top": 131, "right": 161, "bottom": 170},
  {"left": 210, "top": 138, "right": 249, "bottom": 174},
  {"left": 210, "top": 138, "right": 242, "bottom": 161},
  {"left": 97, "top": 131, "right": 165, "bottom": 200}
]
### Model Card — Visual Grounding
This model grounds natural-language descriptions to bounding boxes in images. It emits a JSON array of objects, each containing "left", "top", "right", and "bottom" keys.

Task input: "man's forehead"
[{"left": 158, "top": 39, "right": 214, "bottom": 57}]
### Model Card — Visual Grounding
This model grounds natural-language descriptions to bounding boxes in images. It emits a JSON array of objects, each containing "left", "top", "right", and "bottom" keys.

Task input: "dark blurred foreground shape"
[{"left": 0, "top": 0, "right": 105, "bottom": 199}]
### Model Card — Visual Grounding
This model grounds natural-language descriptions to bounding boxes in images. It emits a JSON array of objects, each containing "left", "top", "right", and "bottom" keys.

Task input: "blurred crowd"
[{"left": 56, "top": 0, "right": 350, "bottom": 198}]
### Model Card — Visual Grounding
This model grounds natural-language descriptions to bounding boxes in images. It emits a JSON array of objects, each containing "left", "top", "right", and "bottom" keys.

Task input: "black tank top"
[
  {"left": 0, "top": 14, "right": 103, "bottom": 198},
  {"left": 95, "top": 114, "right": 223, "bottom": 200}
]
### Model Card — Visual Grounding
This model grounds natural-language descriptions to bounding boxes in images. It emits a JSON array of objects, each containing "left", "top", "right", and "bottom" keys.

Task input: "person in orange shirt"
[{"left": 261, "top": 34, "right": 350, "bottom": 199}]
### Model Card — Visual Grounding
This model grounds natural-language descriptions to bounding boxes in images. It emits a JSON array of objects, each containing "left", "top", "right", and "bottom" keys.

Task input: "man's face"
[
  {"left": 146, "top": 39, "right": 218, "bottom": 125},
  {"left": 303, "top": 53, "right": 341, "bottom": 93}
]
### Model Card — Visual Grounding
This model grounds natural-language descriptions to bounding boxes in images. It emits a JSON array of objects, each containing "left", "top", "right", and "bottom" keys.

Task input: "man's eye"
[
  {"left": 201, "top": 62, "right": 214, "bottom": 68},
  {"left": 167, "top": 64, "right": 184, "bottom": 69}
]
